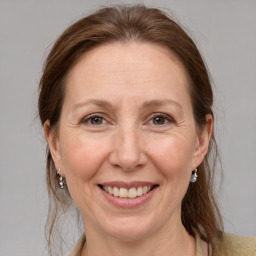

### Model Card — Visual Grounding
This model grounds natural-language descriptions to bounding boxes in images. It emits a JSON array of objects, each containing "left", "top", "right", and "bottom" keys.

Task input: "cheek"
[
  {"left": 59, "top": 133, "right": 112, "bottom": 213},
  {"left": 60, "top": 133, "right": 109, "bottom": 184},
  {"left": 148, "top": 134, "right": 195, "bottom": 178}
]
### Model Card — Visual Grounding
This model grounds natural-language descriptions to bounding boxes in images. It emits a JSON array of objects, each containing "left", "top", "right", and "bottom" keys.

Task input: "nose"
[{"left": 109, "top": 125, "right": 147, "bottom": 171}]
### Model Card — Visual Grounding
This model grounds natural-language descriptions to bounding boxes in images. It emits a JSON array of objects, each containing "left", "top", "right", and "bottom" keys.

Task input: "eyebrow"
[
  {"left": 72, "top": 99, "right": 183, "bottom": 112},
  {"left": 72, "top": 99, "right": 114, "bottom": 112},
  {"left": 141, "top": 99, "right": 183, "bottom": 110}
]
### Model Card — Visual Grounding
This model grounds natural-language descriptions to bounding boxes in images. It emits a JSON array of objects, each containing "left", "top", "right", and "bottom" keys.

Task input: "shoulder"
[{"left": 215, "top": 233, "right": 256, "bottom": 256}]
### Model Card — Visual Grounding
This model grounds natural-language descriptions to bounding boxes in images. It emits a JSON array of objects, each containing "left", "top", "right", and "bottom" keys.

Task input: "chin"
[
  {"left": 102, "top": 217, "right": 156, "bottom": 242},
  {"left": 108, "top": 228, "right": 151, "bottom": 242}
]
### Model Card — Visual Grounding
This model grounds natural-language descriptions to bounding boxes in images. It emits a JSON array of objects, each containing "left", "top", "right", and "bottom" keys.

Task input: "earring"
[
  {"left": 190, "top": 168, "right": 198, "bottom": 183},
  {"left": 56, "top": 168, "right": 66, "bottom": 189}
]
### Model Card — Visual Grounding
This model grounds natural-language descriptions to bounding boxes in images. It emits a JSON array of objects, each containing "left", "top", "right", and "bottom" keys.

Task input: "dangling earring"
[
  {"left": 190, "top": 168, "right": 198, "bottom": 183},
  {"left": 56, "top": 168, "right": 66, "bottom": 189}
]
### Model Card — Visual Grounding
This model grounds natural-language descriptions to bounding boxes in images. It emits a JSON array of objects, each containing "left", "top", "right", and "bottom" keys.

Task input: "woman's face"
[{"left": 46, "top": 42, "right": 211, "bottom": 241}]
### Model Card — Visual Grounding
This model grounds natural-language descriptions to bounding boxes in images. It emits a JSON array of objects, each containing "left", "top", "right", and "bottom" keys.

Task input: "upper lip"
[{"left": 99, "top": 181, "right": 157, "bottom": 189}]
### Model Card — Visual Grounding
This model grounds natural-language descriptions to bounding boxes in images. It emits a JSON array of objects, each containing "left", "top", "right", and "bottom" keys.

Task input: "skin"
[{"left": 45, "top": 42, "right": 212, "bottom": 256}]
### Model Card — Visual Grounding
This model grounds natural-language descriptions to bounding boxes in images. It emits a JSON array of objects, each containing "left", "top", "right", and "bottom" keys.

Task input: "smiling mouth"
[{"left": 98, "top": 185, "right": 158, "bottom": 199}]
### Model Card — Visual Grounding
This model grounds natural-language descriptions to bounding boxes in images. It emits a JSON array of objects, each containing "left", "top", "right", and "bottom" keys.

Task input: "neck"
[{"left": 81, "top": 218, "right": 195, "bottom": 256}]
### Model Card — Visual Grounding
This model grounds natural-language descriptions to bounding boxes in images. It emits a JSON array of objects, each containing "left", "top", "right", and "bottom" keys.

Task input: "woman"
[{"left": 38, "top": 5, "right": 256, "bottom": 256}]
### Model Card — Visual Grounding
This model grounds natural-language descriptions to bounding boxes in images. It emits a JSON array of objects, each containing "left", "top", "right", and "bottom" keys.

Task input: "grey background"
[{"left": 0, "top": 0, "right": 255, "bottom": 255}]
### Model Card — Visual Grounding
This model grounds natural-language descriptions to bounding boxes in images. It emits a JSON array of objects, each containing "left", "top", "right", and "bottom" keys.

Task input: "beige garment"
[
  {"left": 68, "top": 232, "right": 256, "bottom": 256},
  {"left": 68, "top": 235, "right": 85, "bottom": 256}
]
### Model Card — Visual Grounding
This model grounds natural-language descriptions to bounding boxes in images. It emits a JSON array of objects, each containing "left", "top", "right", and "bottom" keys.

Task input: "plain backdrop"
[{"left": 0, "top": 0, "right": 255, "bottom": 255}]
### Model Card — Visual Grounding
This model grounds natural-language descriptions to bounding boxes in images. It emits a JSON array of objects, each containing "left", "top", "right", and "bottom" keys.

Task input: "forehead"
[{"left": 64, "top": 42, "right": 191, "bottom": 106}]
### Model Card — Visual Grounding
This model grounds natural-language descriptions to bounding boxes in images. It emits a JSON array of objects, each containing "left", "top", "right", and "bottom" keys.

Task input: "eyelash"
[
  {"left": 147, "top": 113, "right": 174, "bottom": 126},
  {"left": 81, "top": 113, "right": 174, "bottom": 126},
  {"left": 81, "top": 114, "right": 107, "bottom": 125}
]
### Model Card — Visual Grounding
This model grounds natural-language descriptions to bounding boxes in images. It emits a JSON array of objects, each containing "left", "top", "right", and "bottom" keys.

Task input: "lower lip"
[{"left": 100, "top": 187, "right": 157, "bottom": 209}]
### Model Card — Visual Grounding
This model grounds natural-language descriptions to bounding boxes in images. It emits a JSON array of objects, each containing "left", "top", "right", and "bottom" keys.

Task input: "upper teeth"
[{"left": 103, "top": 185, "right": 153, "bottom": 198}]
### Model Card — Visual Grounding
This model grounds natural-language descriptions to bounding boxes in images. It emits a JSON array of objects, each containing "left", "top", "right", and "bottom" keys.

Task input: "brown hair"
[{"left": 38, "top": 4, "right": 223, "bottom": 255}]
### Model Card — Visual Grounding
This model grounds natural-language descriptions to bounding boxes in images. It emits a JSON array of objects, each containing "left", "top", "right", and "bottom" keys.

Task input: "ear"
[
  {"left": 44, "top": 120, "right": 62, "bottom": 171},
  {"left": 192, "top": 114, "right": 213, "bottom": 169}
]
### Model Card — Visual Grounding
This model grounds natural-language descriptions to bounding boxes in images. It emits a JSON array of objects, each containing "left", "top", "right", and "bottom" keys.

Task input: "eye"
[
  {"left": 149, "top": 113, "right": 173, "bottom": 126},
  {"left": 90, "top": 116, "right": 104, "bottom": 125},
  {"left": 82, "top": 114, "right": 106, "bottom": 125},
  {"left": 152, "top": 116, "right": 166, "bottom": 125}
]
